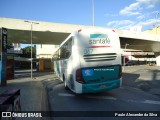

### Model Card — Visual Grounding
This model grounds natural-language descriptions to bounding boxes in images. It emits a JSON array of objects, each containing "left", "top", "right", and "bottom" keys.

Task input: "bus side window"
[
  {"left": 60, "top": 47, "right": 65, "bottom": 59},
  {"left": 52, "top": 50, "right": 59, "bottom": 61},
  {"left": 59, "top": 38, "right": 72, "bottom": 59},
  {"left": 57, "top": 50, "right": 60, "bottom": 60},
  {"left": 65, "top": 38, "right": 72, "bottom": 58},
  {"left": 68, "top": 39, "right": 72, "bottom": 52}
]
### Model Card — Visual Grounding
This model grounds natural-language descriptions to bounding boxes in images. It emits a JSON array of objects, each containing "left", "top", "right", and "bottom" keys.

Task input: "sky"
[{"left": 0, "top": 0, "right": 160, "bottom": 32}]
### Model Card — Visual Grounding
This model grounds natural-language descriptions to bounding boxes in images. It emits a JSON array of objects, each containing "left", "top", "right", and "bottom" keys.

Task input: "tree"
[
  {"left": 20, "top": 46, "right": 36, "bottom": 58},
  {"left": 7, "top": 43, "right": 14, "bottom": 49}
]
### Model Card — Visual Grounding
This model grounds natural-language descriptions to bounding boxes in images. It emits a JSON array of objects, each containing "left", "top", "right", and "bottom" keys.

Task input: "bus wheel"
[{"left": 63, "top": 74, "right": 69, "bottom": 90}]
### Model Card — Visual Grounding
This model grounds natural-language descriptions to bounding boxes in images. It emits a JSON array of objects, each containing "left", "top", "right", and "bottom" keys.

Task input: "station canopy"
[{"left": 0, "top": 18, "right": 160, "bottom": 52}]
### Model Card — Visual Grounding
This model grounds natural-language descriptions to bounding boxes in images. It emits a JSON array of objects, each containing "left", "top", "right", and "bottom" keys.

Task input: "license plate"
[{"left": 99, "top": 84, "right": 106, "bottom": 88}]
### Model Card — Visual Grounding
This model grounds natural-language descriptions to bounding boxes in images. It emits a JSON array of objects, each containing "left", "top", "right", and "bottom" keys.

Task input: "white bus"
[{"left": 52, "top": 29, "right": 122, "bottom": 94}]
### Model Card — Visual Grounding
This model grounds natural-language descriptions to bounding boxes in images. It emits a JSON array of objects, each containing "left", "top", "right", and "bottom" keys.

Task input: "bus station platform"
[{"left": 0, "top": 71, "right": 53, "bottom": 119}]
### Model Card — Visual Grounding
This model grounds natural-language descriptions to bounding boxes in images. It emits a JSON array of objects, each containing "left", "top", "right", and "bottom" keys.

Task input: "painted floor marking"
[
  {"left": 86, "top": 96, "right": 117, "bottom": 100},
  {"left": 58, "top": 93, "right": 160, "bottom": 105},
  {"left": 58, "top": 93, "right": 117, "bottom": 100},
  {"left": 144, "top": 100, "right": 160, "bottom": 105},
  {"left": 58, "top": 93, "right": 75, "bottom": 97},
  {"left": 125, "top": 99, "right": 160, "bottom": 105},
  {"left": 92, "top": 97, "right": 160, "bottom": 105}
]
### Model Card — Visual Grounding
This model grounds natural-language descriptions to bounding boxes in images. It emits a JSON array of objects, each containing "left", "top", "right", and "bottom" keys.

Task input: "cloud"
[
  {"left": 119, "top": 19, "right": 160, "bottom": 30},
  {"left": 119, "top": 24, "right": 136, "bottom": 30},
  {"left": 106, "top": 20, "right": 135, "bottom": 28},
  {"left": 105, "top": 1, "right": 160, "bottom": 31},
  {"left": 136, "top": 19, "right": 160, "bottom": 27},
  {"left": 147, "top": 4, "right": 154, "bottom": 9},
  {"left": 136, "top": 11, "right": 160, "bottom": 20},
  {"left": 136, "top": 15, "right": 146, "bottom": 20},
  {"left": 120, "top": 2, "right": 142, "bottom": 16},
  {"left": 119, "top": 0, "right": 160, "bottom": 16},
  {"left": 106, "top": 18, "right": 160, "bottom": 30}
]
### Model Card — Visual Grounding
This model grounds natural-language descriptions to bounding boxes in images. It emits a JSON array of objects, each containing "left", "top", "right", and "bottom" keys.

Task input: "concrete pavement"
[
  {"left": 123, "top": 65, "right": 160, "bottom": 97},
  {"left": 42, "top": 66, "right": 160, "bottom": 120},
  {"left": 0, "top": 71, "right": 54, "bottom": 120},
  {"left": 1, "top": 65, "right": 160, "bottom": 120},
  {"left": 42, "top": 65, "right": 160, "bottom": 120}
]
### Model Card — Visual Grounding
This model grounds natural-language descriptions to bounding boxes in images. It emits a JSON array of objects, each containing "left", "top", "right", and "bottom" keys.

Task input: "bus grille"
[{"left": 83, "top": 53, "right": 117, "bottom": 62}]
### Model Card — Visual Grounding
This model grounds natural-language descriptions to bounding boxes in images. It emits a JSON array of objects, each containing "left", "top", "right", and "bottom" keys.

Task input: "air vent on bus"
[{"left": 83, "top": 53, "right": 117, "bottom": 62}]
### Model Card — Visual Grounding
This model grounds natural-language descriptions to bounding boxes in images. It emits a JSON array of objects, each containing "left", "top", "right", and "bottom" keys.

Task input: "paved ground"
[
  {"left": 42, "top": 65, "right": 160, "bottom": 120},
  {"left": 0, "top": 65, "right": 160, "bottom": 120},
  {"left": 123, "top": 65, "right": 160, "bottom": 97},
  {"left": 0, "top": 71, "right": 53, "bottom": 120}
]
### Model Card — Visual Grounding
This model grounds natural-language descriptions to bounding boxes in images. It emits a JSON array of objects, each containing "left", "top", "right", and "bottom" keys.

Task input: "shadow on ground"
[
  {"left": 122, "top": 69, "right": 160, "bottom": 97},
  {"left": 14, "top": 69, "right": 54, "bottom": 79}
]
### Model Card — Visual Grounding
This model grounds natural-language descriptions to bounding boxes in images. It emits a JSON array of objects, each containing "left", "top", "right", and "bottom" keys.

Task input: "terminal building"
[
  {"left": 36, "top": 44, "right": 59, "bottom": 72},
  {"left": 0, "top": 17, "right": 160, "bottom": 75},
  {"left": 35, "top": 26, "right": 160, "bottom": 69}
]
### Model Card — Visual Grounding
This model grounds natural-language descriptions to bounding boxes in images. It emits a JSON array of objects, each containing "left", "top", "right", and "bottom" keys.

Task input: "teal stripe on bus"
[
  {"left": 90, "top": 34, "right": 108, "bottom": 38},
  {"left": 82, "top": 79, "right": 121, "bottom": 93}
]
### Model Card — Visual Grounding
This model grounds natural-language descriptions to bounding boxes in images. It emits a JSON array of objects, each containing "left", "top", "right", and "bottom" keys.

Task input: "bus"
[{"left": 52, "top": 29, "right": 122, "bottom": 94}]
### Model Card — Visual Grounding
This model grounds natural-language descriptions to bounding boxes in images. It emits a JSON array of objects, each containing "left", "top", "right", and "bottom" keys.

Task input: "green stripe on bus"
[
  {"left": 90, "top": 34, "right": 108, "bottom": 38},
  {"left": 82, "top": 79, "right": 121, "bottom": 93}
]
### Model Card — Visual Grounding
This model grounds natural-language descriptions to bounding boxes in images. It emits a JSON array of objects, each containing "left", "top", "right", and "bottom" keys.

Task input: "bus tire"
[{"left": 63, "top": 74, "right": 69, "bottom": 90}]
